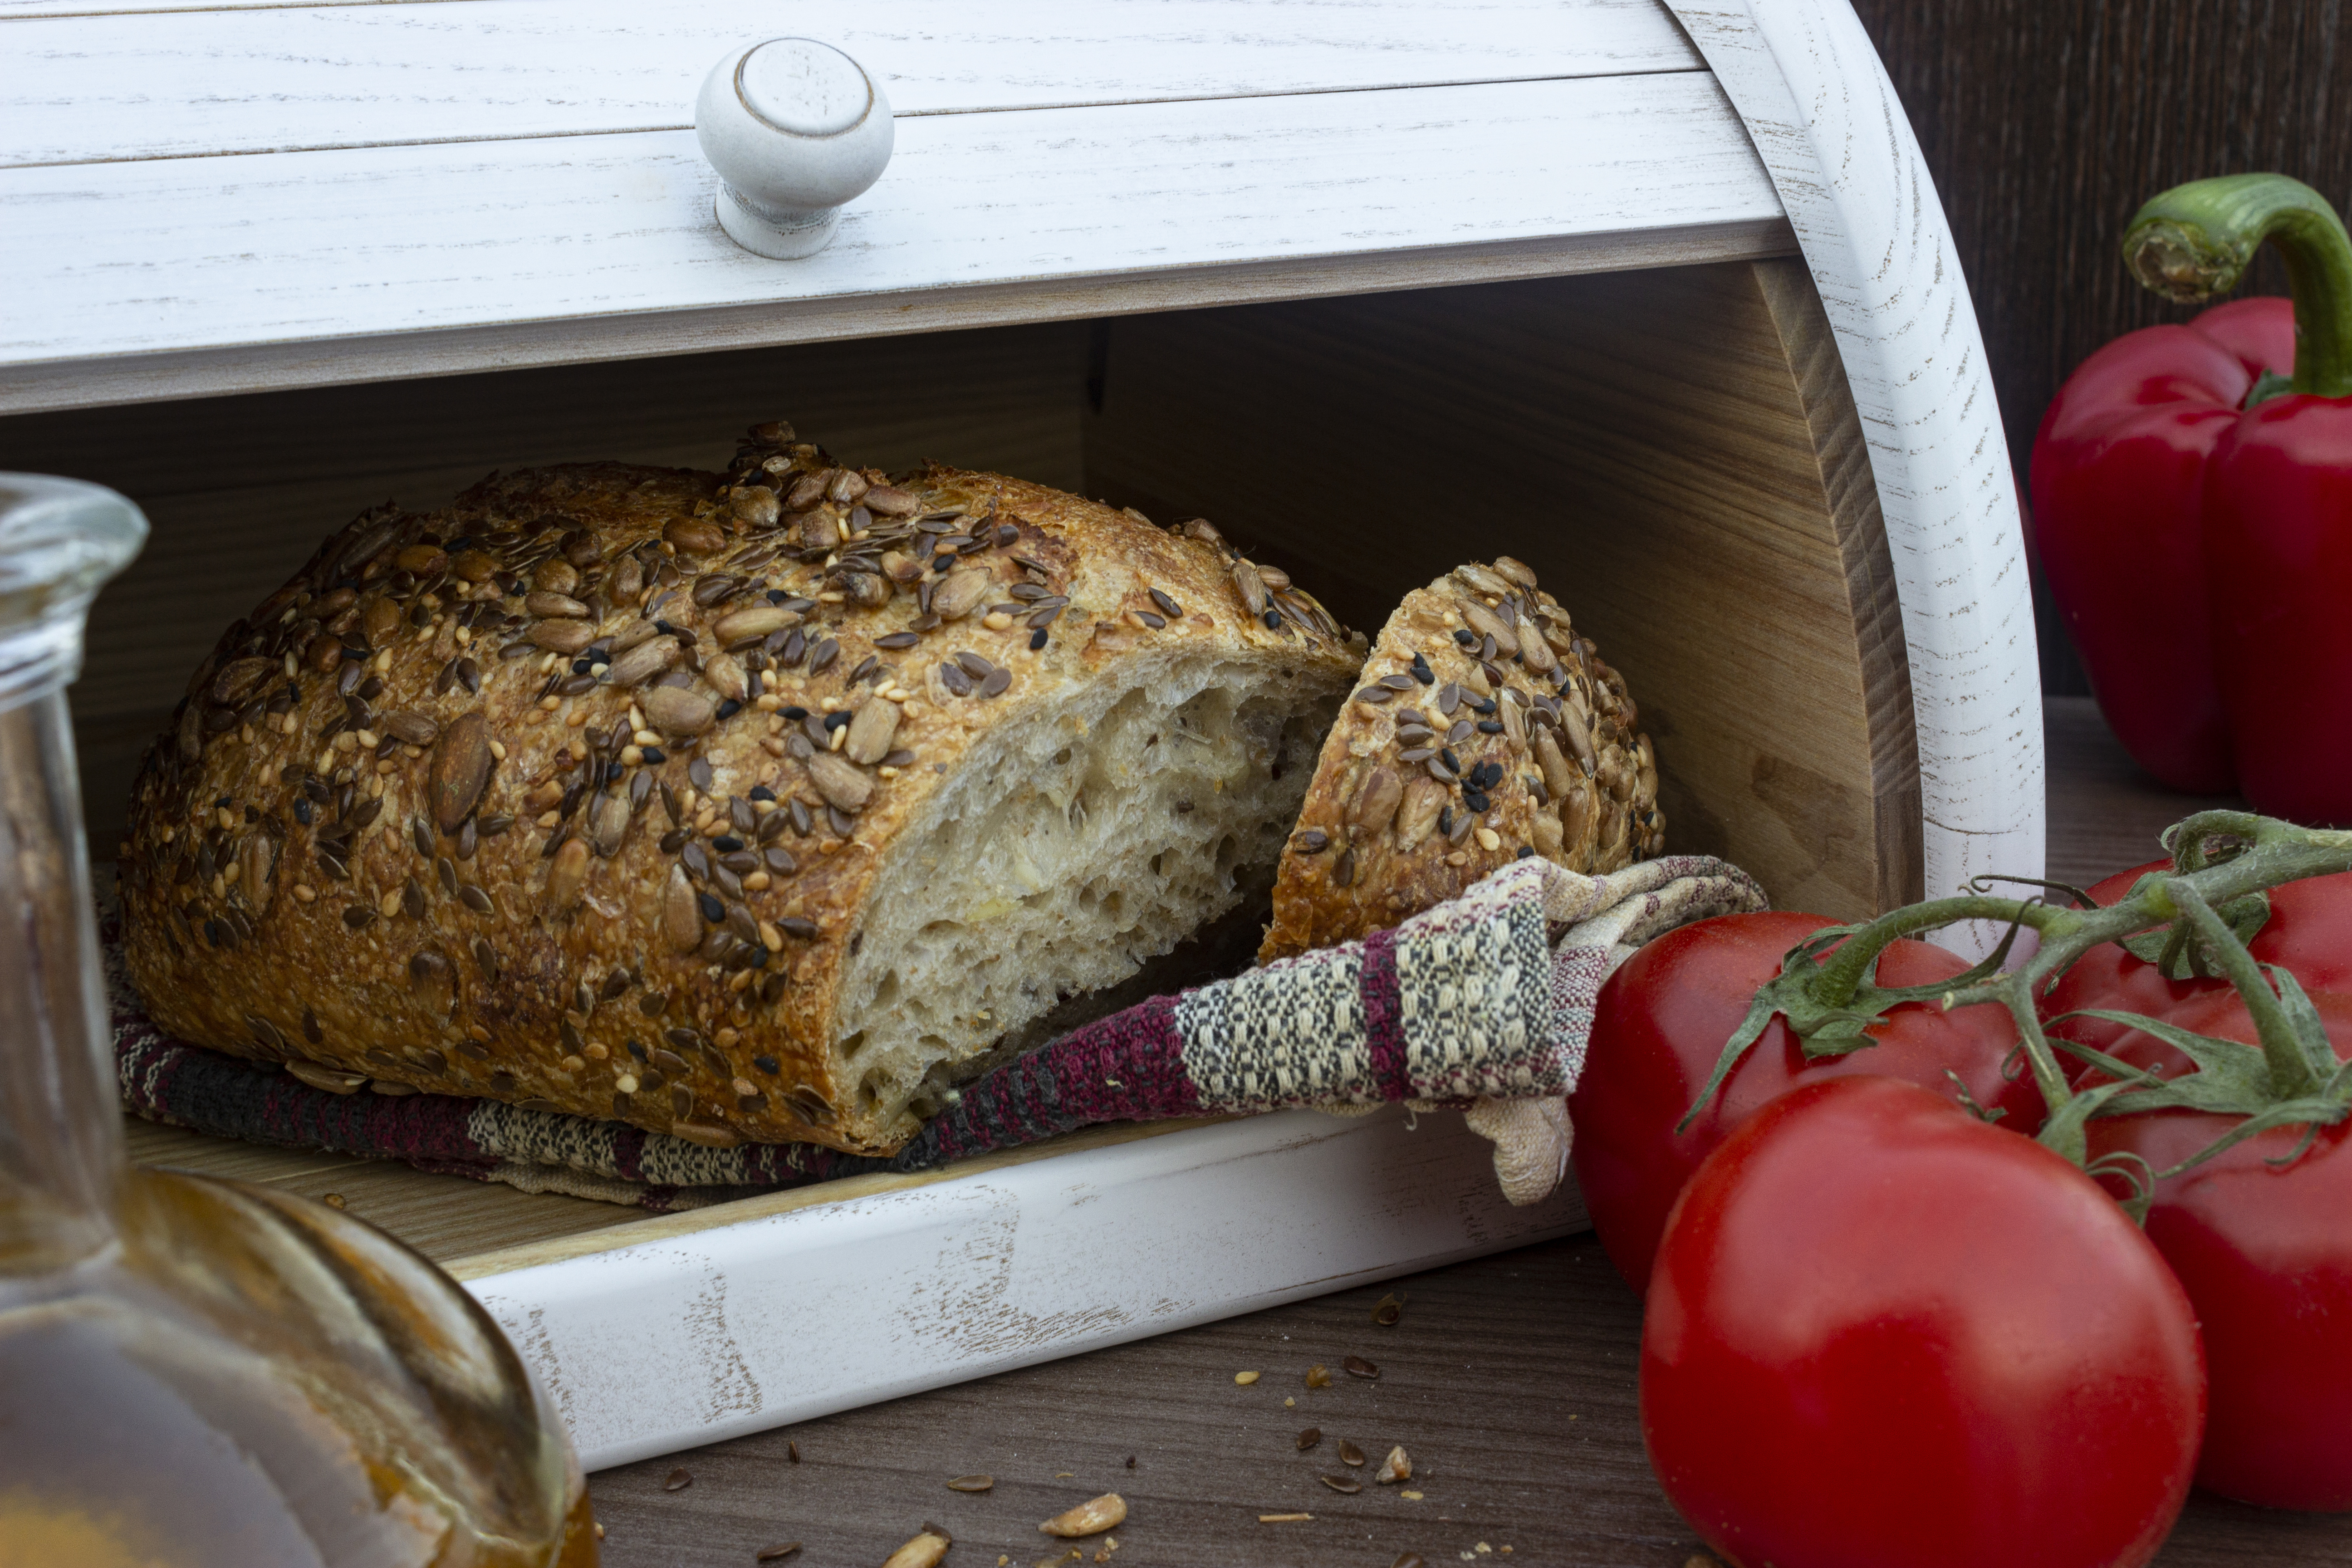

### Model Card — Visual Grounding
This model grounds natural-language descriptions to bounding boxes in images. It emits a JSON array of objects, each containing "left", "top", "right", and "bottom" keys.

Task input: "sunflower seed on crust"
[
  {"left": 428, "top": 712, "right": 494, "bottom": 832},
  {"left": 806, "top": 752, "right": 872, "bottom": 812},
  {"left": 607, "top": 636, "right": 684, "bottom": 689},
  {"left": 287, "top": 1060, "right": 367, "bottom": 1094},
  {"left": 645, "top": 686, "right": 716, "bottom": 738}
]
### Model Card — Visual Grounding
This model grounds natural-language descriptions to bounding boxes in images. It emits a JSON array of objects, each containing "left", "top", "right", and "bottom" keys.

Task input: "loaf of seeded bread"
[
  {"left": 1258, "top": 557, "right": 1662, "bottom": 964},
  {"left": 117, "top": 422, "right": 1360, "bottom": 1155}
]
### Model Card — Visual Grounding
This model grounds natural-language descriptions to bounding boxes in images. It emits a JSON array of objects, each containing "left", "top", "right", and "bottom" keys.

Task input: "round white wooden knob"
[{"left": 695, "top": 38, "right": 894, "bottom": 260}]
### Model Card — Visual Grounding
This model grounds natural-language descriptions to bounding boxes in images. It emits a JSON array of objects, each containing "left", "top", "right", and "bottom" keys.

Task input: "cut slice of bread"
[{"left": 1259, "top": 557, "right": 1663, "bottom": 963}]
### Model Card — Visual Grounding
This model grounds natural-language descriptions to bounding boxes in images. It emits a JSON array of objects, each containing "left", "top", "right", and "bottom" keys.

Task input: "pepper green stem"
[{"left": 2122, "top": 173, "right": 2352, "bottom": 398}]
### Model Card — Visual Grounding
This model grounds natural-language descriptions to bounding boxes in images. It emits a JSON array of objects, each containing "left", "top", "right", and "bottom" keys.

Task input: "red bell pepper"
[
  {"left": 2031, "top": 296, "right": 2291, "bottom": 792},
  {"left": 2032, "top": 173, "right": 2352, "bottom": 819}
]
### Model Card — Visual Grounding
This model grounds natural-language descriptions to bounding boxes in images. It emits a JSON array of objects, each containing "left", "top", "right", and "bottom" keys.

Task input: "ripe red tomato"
[
  {"left": 2043, "top": 859, "right": 2352, "bottom": 1067},
  {"left": 1568, "top": 911, "right": 2044, "bottom": 1293},
  {"left": 2085, "top": 993, "right": 2352, "bottom": 1510},
  {"left": 1643, "top": 1076, "right": 2205, "bottom": 1568}
]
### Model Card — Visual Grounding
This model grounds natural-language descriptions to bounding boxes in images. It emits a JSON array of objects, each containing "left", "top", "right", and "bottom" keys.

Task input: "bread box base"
[{"left": 131, "top": 1105, "right": 1585, "bottom": 1471}]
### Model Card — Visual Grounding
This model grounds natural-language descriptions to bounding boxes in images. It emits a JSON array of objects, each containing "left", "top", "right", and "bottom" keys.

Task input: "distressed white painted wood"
[
  {"left": 4, "top": 0, "right": 1700, "bottom": 167},
  {"left": 466, "top": 1106, "right": 1586, "bottom": 1472},
  {"left": 10, "top": 0, "right": 2043, "bottom": 1462},
  {"left": 1662, "top": 0, "right": 2045, "bottom": 933},
  {"left": 0, "top": 73, "right": 1792, "bottom": 413}
]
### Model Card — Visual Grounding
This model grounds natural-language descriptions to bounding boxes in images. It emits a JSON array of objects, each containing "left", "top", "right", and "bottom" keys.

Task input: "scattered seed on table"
[
  {"left": 1343, "top": 1355, "right": 1380, "bottom": 1379},
  {"left": 947, "top": 1474, "right": 994, "bottom": 1492},
  {"left": 1372, "top": 1291, "right": 1407, "bottom": 1326},
  {"left": 880, "top": 1525, "right": 951, "bottom": 1568},
  {"left": 662, "top": 1467, "right": 692, "bottom": 1491},
  {"left": 1039, "top": 1494, "right": 1126, "bottom": 1537},
  {"left": 787, "top": 1441, "right": 801, "bottom": 1463},
  {"left": 1338, "top": 1439, "right": 1365, "bottom": 1467},
  {"left": 322, "top": 1193, "right": 347, "bottom": 1209},
  {"left": 1375, "top": 1445, "right": 1413, "bottom": 1484},
  {"left": 1296, "top": 1427, "right": 1322, "bottom": 1451},
  {"left": 1234, "top": 1370, "right": 1260, "bottom": 1385},
  {"left": 1320, "top": 1475, "right": 1362, "bottom": 1494},
  {"left": 1125, "top": 1456, "right": 1136, "bottom": 1469},
  {"left": 1305, "top": 1364, "right": 1333, "bottom": 1389},
  {"left": 1259, "top": 1513, "right": 1313, "bottom": 1524},
  {"left": 754, "top": 1545, "right": 802, "bottom": 1563},
  {"left": 1392, "top": 1555, "right": 1428, "bottom": 1568}
]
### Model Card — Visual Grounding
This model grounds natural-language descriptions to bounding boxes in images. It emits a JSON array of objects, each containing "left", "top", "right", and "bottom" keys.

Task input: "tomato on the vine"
[
  {"left": 1568, "top": 911, "right": 2043, "bottom": 1292},
  {"left": 1643, "top": 1076, "right": 2205, "bottom": 1568},
  {"left": 2043, "top": 860, "right": 2352, "bottom": 1062},
  {"left": 2084, "top": 993, "right": 2352, "bottom": 1510}
]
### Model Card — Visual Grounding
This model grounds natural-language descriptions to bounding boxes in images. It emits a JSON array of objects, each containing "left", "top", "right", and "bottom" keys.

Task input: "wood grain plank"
[
  {"left": 5, "top": 0, "right": 1701, "bottom": 166},
  {"left": 9, "top": 321, "right": 1088, "bottom": 852},
  {"left": 126, "top": 1115, "right": 645, "bottom": 1260},
  {"left": 0, "top": 74, "right": 1791, "bottom": 414},
  {"left": 583, "top": 1232, "right": 2352, "bottom": 1565},
  {"left": 1084, "top": 260, "right": 1918, "bottom": 920},
  {"left": 1753, "top": 257, "right": 1923, "bottom": 908}
]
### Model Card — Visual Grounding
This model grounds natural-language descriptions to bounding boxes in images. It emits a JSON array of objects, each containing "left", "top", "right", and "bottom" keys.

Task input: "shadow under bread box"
[{"left": 0, "top": 0, "right": 2042, "bottom": 1468}]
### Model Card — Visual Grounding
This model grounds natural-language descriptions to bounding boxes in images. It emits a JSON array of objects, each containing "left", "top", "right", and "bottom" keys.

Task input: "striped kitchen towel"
[{"left": 115, "top": 853, "right": 1764, "bottom": 1211}]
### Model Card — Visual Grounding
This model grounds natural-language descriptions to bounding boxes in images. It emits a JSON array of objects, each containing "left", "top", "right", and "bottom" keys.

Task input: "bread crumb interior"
[{"left": 838, "top": 650, "right": 1343, "bottom": 1140}]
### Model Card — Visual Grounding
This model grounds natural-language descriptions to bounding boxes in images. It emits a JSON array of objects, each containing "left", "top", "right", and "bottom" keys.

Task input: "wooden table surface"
[{"left": 137, "top": 698, "right": 2352, "bottom": 1565}]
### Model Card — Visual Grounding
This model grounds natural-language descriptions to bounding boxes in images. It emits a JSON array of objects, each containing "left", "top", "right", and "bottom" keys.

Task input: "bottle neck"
[
  {"left": 0, "top": 477, "right": 147, "bottom": 1279},
  {"left": 0, "top": 657, "right": 123, "bottom": 1276}
]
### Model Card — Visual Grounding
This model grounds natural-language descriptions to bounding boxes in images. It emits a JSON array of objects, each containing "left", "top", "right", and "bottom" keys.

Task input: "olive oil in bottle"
[{"left": 0, "top": 475, "right": 594, "bottom": 1568}]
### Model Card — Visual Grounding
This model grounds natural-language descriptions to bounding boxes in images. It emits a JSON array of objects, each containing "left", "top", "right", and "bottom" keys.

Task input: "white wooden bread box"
[{"left": 0, "top": 0, "right": 2041, "bottom": 1469}]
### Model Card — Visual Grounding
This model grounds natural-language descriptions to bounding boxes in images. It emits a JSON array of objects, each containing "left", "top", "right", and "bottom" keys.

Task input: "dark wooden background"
[{"left": 1846, "top": 0, "right": 2352, "bottom": 694}]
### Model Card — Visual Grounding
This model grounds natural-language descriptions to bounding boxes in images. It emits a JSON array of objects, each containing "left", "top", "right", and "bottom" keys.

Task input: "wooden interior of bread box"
[{"left": 2, "top": 253, "right": 1918, "bottom": 1263}]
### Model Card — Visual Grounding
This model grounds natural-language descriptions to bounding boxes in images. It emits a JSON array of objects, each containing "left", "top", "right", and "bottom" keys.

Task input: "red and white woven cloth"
[{"left": 115, "top": 854, "right": 1765, "bottom": 1210}]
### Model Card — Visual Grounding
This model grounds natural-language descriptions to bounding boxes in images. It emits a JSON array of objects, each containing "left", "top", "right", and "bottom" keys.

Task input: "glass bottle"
[{"left": 0, "top": 474, "right": 595, "bottom": 1568}]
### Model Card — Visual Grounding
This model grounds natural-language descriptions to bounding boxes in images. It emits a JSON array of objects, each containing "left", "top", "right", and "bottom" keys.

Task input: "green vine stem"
[
  {"left": 2165, "top": 881, "right": 2323, "bottom": 1098},
  {"left": 1684, "top": 812, "right": 2352, "bottom": 1173}
]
